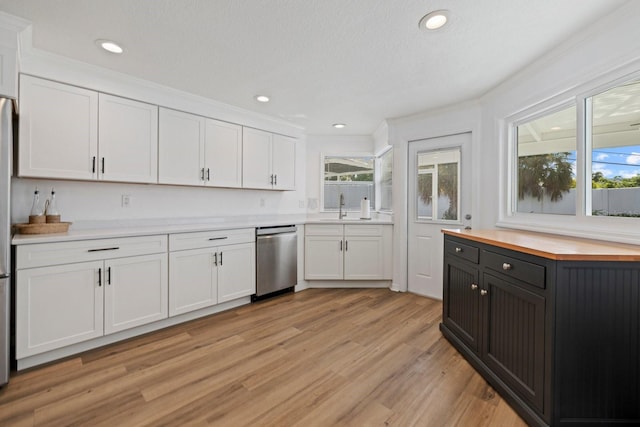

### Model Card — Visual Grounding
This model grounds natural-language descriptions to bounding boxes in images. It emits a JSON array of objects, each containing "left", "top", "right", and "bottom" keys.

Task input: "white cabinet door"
[
  {"left": 104, "top": 253, "right": 168, "bottom": 334},
  {"left": 343, "top": 236, "right": 385, "bottom": 280},
  {"left": 19, "top": 75, "right": 98, "bottom": 180},
  {"left": 205, "top": 119, "right": 243, "bottom": 188},
  {"left": 218, "top": 242, "right": 255, "bottom": 303},
  {"left": 98, "top": 94, "right": 158, "bottom": 183},
  {"left": 16, "top": 261, "right": 104, "bottom": 358},
  {"left": 272, "top": 134, "right": 296, "bottom": 190},
  {"left": 304, "top": 235, "right": 344, "bottom": 280},
  {"left": 242, "top": 127, "right": 272, "bottom": 189},
  {"left": 169, "top": 248, "right": 217, "bottom": 316},
  {"left": 158, "top": 107, "right": 205, "bottom": 186}
]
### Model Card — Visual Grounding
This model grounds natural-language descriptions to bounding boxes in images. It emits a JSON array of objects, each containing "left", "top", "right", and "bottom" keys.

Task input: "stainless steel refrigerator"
[{"left": 0, "top": 97, "right": 13, "bottom": 386}]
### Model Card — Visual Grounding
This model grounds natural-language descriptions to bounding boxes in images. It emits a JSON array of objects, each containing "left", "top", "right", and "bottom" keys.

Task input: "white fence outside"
[{"left": 518, "top": 187, "right": 640, "bottom": 216}]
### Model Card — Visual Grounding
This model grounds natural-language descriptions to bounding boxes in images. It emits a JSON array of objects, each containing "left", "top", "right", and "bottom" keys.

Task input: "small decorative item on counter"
[
  {"left": 360, "top": 197, "right": 371, "bottom": 219},
  {"left": 16, "top": 186, "right": 71, "bottom": 234},
  {"left": 45, "top": 188, "right": 61, "bottom": 223},
  {"left": 28, "top": 186, "right": 45, "bottom": 224}
]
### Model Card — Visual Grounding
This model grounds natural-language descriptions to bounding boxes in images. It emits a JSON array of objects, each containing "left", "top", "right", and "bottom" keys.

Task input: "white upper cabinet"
[
  {"left": 272, "top": 134, "right": 296, "bottom": 190},
  {"left": 242, "top": 127, "right": 273, "bottom": 189},
  {"left": 19, "top": 75, "right": 99, "bottom": 180},
  {"left": 242, "top": 128, "right": 296, "bottom": 190},
  {"left": 204, "top": 119, "right": 243, "bottom": 188},
  {"left": 158, "top": 107, "right": 205, "bottom": 186},
  {"left": 159, "top": 108, "right": 242, "bottom": 188},
  {"left": 98, "top": 94, "right": 158, "bottom": 183},
  {"left": 19, "top": 76, "right": 159, "bottom": 183}
]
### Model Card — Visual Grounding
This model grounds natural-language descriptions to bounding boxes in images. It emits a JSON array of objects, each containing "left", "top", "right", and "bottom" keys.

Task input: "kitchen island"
[{"left": 441, "top": 228, "right": 640, "bottom": 427}]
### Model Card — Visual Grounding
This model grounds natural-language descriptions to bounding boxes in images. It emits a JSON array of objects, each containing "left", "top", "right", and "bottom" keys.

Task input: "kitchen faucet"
[{"left": 339, "top": 193, "right": 346, "bottom": 219}]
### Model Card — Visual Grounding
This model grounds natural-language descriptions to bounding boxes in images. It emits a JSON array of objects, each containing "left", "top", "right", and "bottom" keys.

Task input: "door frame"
[{"left": 387, "top": 105, "right": 481, "bottom": 293}]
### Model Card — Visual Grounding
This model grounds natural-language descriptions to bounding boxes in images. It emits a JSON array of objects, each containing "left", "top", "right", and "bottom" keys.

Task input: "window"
[
  {"left": 378, "top": 148, "right": 393, "bottom": 211},
  {"left": 508, "top": 74, "right": 640, "bottom": 225},
  {"left": 416, "top": 149, "right": 460, "bottom": 221},
  {"left": 588, "top": 79, "right": 640, "bottom": 217},
  {"left": 324, "top": 156, "right": 375, "bottom": 210},
  {"left": 516, "top": 105, "right": 577, "bottom": 215}
]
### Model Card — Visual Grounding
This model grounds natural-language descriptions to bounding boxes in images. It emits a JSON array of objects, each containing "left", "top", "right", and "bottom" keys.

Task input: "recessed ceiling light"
[
  {"left": 255, "top": 95, "right": 270, "bottom": 103},
  {"left": 333, "top": 123, "right": 346, "bottom": 129},
  {"left": 419, "top": 10, "right": 449, "bottom": 31},
  {"left": 95, "top": 39, "right": 123, "bottom": 54}
]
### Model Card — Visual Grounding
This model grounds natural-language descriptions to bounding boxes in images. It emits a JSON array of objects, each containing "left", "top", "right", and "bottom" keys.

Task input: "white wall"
[
  {"left": 305, "top": 135, "right": 374, "bottom": 213},
  {"left": 386, "top": 1, "right": 640, "bottom": 293},
  {"left": 480, "top": 0, "right": 640, "bottom": 243},
  {"left": 11, "top": 31, "right": 308, "bottom": 227}
]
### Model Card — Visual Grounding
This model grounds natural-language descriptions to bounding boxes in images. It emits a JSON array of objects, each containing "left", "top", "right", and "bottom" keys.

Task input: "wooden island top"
[{"left": 443, "top": 228, "right": 640, "bottom": 261}]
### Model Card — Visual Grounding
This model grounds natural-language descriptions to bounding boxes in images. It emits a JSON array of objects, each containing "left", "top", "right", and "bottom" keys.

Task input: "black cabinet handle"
[
  {"left": 345, "top": 240, "right": 348, "bottom": 251},
  {"left": 214, "top": 252, "right": 218, "bottom": 266},
  {"left": 340, "top": 240, "right": 343, "bottom": 251},
  {"left": 88, "top": 247, "right": 120, "bottom": 252},
  {"left": 98, "top": 268, "right": 102, "bottom": 287},
  {"left": 208, "top": 237, "right": 228, "bottom": 241},
  {"left": 107, "top": 267, "right": 111, "bottom": 285},
  {"left": 101, "top": 157, "right": 105, "bottom": 174},
  {"left": 219, "top": 251, "right": 223, "bottom": 266},
  {"left": 92, "top": 156, "right": 96, "bottom": 173},
  {"left": 274, "top": 174, "right": 277, "bottom": 185},
  {"left": 207, "top": 168, "right": 211, "bottom": 181}
]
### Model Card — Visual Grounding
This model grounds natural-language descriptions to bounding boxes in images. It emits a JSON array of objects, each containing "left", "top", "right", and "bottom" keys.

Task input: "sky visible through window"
[{"left": 564, "top": 146, "right": 640, "bottom": 179}]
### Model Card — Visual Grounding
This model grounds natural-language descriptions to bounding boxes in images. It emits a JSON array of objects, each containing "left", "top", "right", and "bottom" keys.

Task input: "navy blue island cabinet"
[{"left": 441, "top": 229, "right": 640, "bottom": 427}]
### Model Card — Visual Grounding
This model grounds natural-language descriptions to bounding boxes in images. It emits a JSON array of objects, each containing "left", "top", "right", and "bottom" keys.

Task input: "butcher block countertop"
[{"left": 443, "top": 228, "right": 640, "bottom": 261}]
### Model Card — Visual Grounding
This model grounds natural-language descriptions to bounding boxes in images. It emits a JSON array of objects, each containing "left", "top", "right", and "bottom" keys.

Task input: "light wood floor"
[{"left": 0, "top": 288, "right": 526, "bottom": 426}]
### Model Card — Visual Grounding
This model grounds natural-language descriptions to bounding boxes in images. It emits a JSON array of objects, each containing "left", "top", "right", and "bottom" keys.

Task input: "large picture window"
[
  {"left": 516, "top": 105, "right": 576, "bottom": 215},
  {"left": 588, "top": 79, "right": 640, "bottom": 217},
  {"left": 510, "top": 74, "right": 640, "bottom": 223}
]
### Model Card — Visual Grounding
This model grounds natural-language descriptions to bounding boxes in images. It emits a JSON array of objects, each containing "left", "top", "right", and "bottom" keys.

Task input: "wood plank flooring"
[{"left": 0, "top": 288, "right": 526, "bottom": 426}]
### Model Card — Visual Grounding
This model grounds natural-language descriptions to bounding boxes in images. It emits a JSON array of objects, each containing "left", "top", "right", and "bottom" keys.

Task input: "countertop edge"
[
  {"left": 12, "top": 216, "right": 393, "bottom": 245},
  {"left": 443, "top": 228, "right": 640, "bottom": 261}
]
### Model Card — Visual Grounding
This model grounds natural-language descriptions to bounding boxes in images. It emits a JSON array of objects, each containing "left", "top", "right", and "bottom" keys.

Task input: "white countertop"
[{"left": 12, "top": 214, "right": 393, "bottom": 245}]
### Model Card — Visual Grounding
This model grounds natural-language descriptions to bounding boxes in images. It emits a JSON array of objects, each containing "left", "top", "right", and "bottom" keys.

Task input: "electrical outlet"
[{"left": 122, "top": 194, "right": 131, "bottom": 208}]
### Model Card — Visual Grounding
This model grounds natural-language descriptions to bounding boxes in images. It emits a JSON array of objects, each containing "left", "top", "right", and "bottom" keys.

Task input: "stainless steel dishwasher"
[{"left": 255, "top": 225, "right": 298, "bottom": 299}]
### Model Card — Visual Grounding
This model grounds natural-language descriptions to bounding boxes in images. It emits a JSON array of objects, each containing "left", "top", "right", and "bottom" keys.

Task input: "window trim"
[{"left": 498, "top": 66, "right": 640, "bottom": 245}]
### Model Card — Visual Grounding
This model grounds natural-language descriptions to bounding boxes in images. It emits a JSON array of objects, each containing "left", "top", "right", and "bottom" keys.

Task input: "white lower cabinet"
[
  {"left": 16, "top": 261, "right": 104, "bottom": 357},
  {"left": 304, "top": 224, "right": 392, "bottom": 281},
  {"left": 104, "top": 254, "right": 168, "bottom": 334},
  {"left": 16, "top": 235, "right": 168, "bottom": 359},
  {"left": 169, "top": 229, "right": 255, "bottom": 316}
]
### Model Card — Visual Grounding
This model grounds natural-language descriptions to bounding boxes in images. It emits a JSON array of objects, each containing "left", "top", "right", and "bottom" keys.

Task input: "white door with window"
[{"left": 408, "top": 133, "right": 472, "bottom": 299}]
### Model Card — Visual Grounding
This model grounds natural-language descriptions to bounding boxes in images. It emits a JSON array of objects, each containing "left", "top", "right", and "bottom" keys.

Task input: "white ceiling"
[{"left": 0, "top": 0, "right": 629, "bottom": 135}]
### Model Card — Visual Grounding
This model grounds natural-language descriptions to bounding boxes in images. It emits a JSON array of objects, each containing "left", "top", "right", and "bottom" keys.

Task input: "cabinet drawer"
[
  {"left": 483, "top": 250, "right": 545, "bottom": 289},
  {"left": 344, "top": 224, "right": 384, "bottom": 237},
  {"left": 169, "top": 228, "right": 254, "bottom": 251},
  {"left": 16, "top": 235, "right": 168, "bottom": 269},
  {"left": 445, "top": 239, "right": 479, "bottom": 264},
  {"left": 305, "top": 224, "right": 343, "bottom": 236}
]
